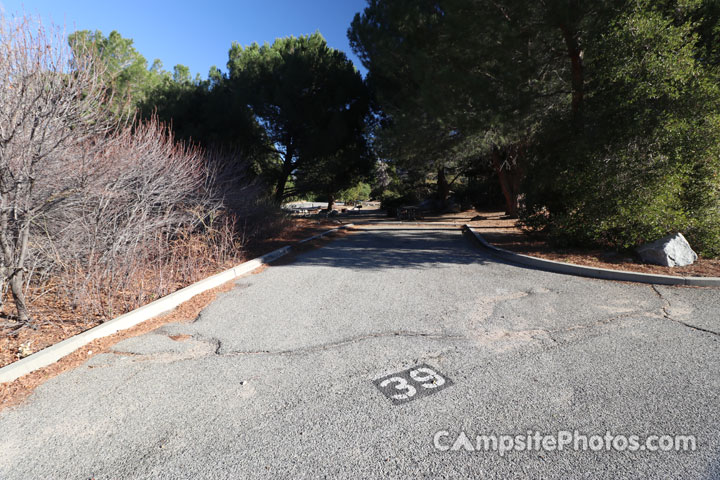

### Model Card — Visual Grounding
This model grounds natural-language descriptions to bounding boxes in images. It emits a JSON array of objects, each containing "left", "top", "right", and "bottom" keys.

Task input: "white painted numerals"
[
  {"left": 375, "top": 365, "right": 452, "bottom": 404},
  {"left": 410, "top": 367, "right": 446, "bottom": 389},
  {"left": 379, "top": 377, "right": 417, "bottom": 400}
]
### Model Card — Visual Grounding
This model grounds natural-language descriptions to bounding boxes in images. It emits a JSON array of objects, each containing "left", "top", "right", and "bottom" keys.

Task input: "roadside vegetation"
[
  {"left": 0, "top": 16, "right": 354, "bottom": 354},
  {"left": 350, "top": 0, "right": 720, "bottom": 257}
]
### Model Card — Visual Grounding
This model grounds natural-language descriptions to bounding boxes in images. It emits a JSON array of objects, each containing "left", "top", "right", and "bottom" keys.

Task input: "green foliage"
[
  {"left": 68, "top": 3, "right": 720, "bottom": 257},
  {"left": 522, "top": 1, "right": 720, "bottom": 256},
  {"left": 68, "top": 30, "right": 164, "bottom": 116},
  {"left": 339, "top": 182, "right": 372, "bottom": 204},
  {"left": 353, "top": 0, "right": 720, "bottom": 256},
  {"left": 69, "top": 29, "right": 375, "bottom": 204},
  {"left": 349, "top": 0, "right": 571, "bottom": 210},
  {"left": 228, "top": 33, "right": 373, "bottom": 201},
  {"left": 138, "top": 63, "right": 271, "bottom": 172},
  {"left": 349, "top": 1, "right": 476, "bottom": 189}
]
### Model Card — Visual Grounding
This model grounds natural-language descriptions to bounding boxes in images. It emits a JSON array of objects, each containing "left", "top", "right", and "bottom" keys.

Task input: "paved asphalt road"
[{"left": 1, "top": 225, "right": 719, "bottom": 479}]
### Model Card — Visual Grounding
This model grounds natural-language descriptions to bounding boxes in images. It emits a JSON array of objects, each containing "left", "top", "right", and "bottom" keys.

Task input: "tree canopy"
[
  {"left": 350, "top": 0, "right": 720, "bottom": 256},
  {"left": 227, "top": 33, "right": 372, "bottom": 202}
]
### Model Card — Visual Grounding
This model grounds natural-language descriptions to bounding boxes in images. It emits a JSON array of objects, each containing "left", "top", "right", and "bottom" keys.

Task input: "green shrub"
[{"left": 521, "top": 5, "right": 720, "bottom": 257}]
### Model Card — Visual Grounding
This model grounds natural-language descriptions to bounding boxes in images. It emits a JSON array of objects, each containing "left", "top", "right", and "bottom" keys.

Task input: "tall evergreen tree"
[{"left": 228, "top": 33, "right": 372, "bottom": 202}]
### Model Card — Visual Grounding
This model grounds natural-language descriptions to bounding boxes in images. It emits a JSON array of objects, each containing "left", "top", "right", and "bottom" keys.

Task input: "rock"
[{"left": 636, "top": 233, "right": 698, "bottom": 267}]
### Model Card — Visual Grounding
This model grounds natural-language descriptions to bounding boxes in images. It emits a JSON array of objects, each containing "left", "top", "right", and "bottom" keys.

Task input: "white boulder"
[{"left": 636, "top": 233, "right": 698, "bottom": 267}]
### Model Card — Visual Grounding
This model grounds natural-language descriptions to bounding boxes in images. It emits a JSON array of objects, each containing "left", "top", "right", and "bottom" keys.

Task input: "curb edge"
[
  {"left": 463, "top": 225, "right": 720, "bottom": 287},
  {"left": 0, "top": 224, "right": 353, "bottom": 383}
]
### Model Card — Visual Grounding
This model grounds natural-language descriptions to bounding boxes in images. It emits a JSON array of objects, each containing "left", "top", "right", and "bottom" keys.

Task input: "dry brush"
[{"left": 0, "top": 16, "right": 269, "bottom": 328}]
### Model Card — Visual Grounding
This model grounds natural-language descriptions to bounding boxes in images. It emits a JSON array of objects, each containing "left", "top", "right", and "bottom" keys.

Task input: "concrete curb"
[
  {"left": 464, "top": 225, "right": 720, "bottom": 287},
  {"left": 0, "top": 224, "right": 353, "bottom": 384}
]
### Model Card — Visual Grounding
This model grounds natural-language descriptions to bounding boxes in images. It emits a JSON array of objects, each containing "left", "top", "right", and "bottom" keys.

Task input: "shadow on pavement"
[{"left": 276, "top": 227, "right": 494, "bottom": 270}]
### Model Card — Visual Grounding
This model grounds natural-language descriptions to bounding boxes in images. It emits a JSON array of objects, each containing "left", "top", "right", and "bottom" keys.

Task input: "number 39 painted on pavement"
[{"left": 379, "top": 367, "right": 446, "bottom": 400}]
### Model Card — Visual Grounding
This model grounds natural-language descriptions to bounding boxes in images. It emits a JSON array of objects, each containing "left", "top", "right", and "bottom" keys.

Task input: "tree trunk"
[
  {"left": 436, "top": 166, "right": 450, "bottom": 209},
  {"left": 0, "top": 211, "right": 10, "bottom": 314},
  {"left": 0, "top": 209, "right": 31, "bottom": 323},
  {"left": 327, "top": 193, "right": 335, "bottom": 213},
  {"left": 274, "top": 146, "right": 295, "bottom": 203},
  {"left": 491, "top": 147, "right": 520, "bottom": 217},
  {"left": 10, "top": 271, "right": 29, "bottom": 324},
  {"left": 9, "top": 220, "right": 31, "bottom": 324},
  {"left": 560, "top": 24, "right": 584, "bottom": 130}
]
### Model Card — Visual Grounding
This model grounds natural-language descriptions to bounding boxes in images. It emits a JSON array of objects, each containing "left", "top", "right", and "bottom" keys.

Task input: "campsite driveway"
[{"left": 1, "top": 225, "right": 719, "bottom": 478}]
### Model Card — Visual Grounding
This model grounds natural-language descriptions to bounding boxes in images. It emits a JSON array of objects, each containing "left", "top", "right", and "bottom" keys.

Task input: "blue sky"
[{"left": 0, "top": 0, "right": 369, "bottom": 78}]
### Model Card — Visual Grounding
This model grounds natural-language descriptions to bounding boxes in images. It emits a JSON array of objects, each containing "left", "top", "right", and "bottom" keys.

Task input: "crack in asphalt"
[
  {"left": 102, "top": 286, "right": 704, "bottom": 366},
  {"left": 212, "top": 311, "right": 648, "bottom": 358},
  {"left": 651, "top": 285, "right": 720, "bottom": 338},
  {"left": 217, "top": 331, "right": 468, "bottom": 357}
]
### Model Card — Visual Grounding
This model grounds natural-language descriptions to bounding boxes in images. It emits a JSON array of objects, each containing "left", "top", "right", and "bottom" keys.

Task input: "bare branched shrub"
[
  {"left": 0, "top": 16, "right": 276, "bottom": 327},
  {"left": 36, "top": 118, "right": 220, "bottom": 316},
  {"left": 28, "top": 124, "right": 279, "bottom": 320},
  {"left": 203, "top": 148, "right": 290, "bottom": 241},
  {"left": 0, "top": 16, "right": 113, "bottom": 323}
]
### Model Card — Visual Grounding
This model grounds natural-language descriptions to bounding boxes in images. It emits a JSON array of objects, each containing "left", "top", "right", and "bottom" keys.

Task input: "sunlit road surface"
[{"left": 1, "top": 225, "right": 719, "bottom": 479}]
